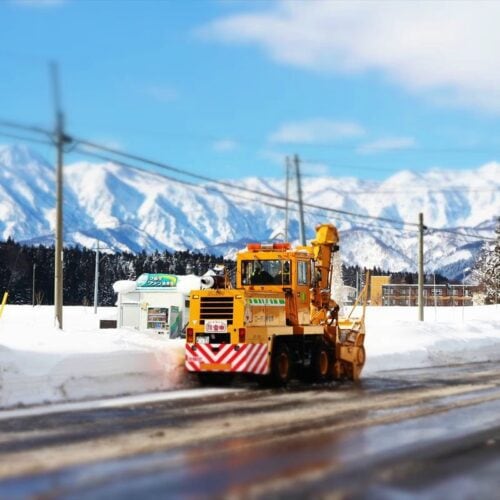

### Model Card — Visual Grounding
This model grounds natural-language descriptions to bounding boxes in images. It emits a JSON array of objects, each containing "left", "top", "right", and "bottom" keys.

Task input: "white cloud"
[
  {"left": 144, "top": 85, "right": 178, "bottom": 103},
  {"left": 259, "top": 149, "right": 287, "bottom": 166},
  {"left": 212, "top": 139, "right": 237, "bottom": 152},
  {"left": 269, "top": 118, "right": 364, "bottom": 144},
  {"left": 301, "top": 161, "right": 330, "bottom": 177},
  {"left": 259, "top": 150, "right": 329, "bottom": 176},
  {"left": 358, "top": 136, "right": 416, "bottom": 154},
  {"left": 200, "top": 1, "right": 500, "bottom": 112}
]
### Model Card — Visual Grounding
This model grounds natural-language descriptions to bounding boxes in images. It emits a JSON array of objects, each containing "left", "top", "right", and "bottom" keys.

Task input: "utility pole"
[
  {"left": 93, "top": 240, "right": 110, "bottom": 314},
  {"left": 418, "top": 212, "right": 425, "bottom": 321},
  {"left": 51, "top": 61, "right": 64, "bottom": 329},
  {"left": 462, "top": 267, "right": 470, "bottom": 322},
  {"left": 433, "top": 272, "right": 437, "bottom": 321},
  {"left": 294, "top": 154, "right": 306, "bottom": 246},
  {"left": 284, "top": 156, "right": 291, "bottom": 241},
  {"left": 94, "top": 240, "right": 100, "bottom": 314},
  {"left": 32, "top": 263, "right": 36, "bottom": 307}
]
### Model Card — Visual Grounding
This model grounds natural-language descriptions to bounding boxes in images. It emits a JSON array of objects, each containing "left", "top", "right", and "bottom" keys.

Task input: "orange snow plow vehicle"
[{"left": 185, "top": 223, "right": 368, "bottom": 385}]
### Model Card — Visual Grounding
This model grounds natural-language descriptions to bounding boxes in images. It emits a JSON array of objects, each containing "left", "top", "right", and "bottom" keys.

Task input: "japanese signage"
[{"left": 136, "top": 273, "right": 178, "bottom": 289}]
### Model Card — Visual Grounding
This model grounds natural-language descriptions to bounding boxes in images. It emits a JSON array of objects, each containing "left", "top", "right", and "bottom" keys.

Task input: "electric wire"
[
  {"left": 71, "top": 137, "right": 499, "bottom": 239},
  {"left": 0, "top": 130, "right": 53, "bottom": 147},
  {"left": 0, "top": 117, "right": 496, "bottom": 242},
  {"left": 0, "top": 119, "right": 52, "bottom": 139},
  {"left": 74, "top": 136, "right": 431, "bottom": 229},
  {"left": 77, "top": 148, "right": 494, "bottom": 243},
  {"left": 73, "top": 147, "right": 288, "bottom": 213}
]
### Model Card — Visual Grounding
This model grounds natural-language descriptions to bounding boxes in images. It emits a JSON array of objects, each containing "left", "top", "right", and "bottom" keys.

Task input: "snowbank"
[
  {"left": 0, "top": 306, "right": 188, "bottom": 408},
  {"left": 0, "top": 304, "right": 498, "bottom": 409},
  {"left": 363, "top": 305, "right": 500, "bottom": 374}
]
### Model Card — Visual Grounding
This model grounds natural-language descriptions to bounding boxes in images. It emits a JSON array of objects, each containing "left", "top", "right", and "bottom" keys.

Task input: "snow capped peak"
[
  {"left": 0, "top": 144, "right": 498, "bottom": 279},
  {"left": 0, "top": 144, "right": 52, "bottom": 173},
  {"left": 381, "top": 169, "right": 423, "bottom": 187},
  {"left": 478, "top": 161, "right": 500, "bottom": 179}
]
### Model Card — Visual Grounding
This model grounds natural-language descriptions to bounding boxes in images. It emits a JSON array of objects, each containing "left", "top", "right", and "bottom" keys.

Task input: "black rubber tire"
[
  {"left": 311, "top": 341, "right": 332, "bottom": 382},
  {"left": 271, "top": 342, "right": 292, "bottom": 386}
]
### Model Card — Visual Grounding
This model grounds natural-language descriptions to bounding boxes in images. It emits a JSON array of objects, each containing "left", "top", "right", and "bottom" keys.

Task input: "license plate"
[
  {"left": 205, "top": 320, "right": 228, "bottom": 333},
  {"left": 197, "top": 335, "right": 209, "bottom": 344}
]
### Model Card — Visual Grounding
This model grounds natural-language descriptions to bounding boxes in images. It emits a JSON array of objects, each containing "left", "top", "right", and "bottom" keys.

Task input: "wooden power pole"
[
  {"left": 418, "top": 212, "right": 425, "bottom": 321},
  {"left": 51, "top": 62, "right": 64, "bottom": 329},
  {"left": 294, "top": 154, "right": 306, "bottom": 246},
  {"left": 284, "top": 156, "right": 291, "bottom": 242}
]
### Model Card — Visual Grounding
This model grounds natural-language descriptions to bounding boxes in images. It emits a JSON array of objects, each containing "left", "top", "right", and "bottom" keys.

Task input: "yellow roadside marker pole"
[{"left": 0, "top": 292, "right": 8, "bottom": 319}]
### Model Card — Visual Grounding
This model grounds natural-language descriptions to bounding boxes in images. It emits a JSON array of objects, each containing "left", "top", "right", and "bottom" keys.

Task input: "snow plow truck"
[{"left": 185, "top": 223, "right": 367, "bottom": 385}]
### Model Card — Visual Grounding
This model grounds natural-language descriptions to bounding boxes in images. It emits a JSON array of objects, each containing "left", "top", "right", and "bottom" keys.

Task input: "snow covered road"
[{"left": 1, "top": 361, "right": 500, "bottom": 498}]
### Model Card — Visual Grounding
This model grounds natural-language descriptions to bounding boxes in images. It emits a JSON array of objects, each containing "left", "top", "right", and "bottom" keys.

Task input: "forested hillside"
[
  {"left": 0, "top": 240, "right": 231, "bottom": 306},
  {"left": 0, "top": 239, "right": 442, "bottom": 306}
]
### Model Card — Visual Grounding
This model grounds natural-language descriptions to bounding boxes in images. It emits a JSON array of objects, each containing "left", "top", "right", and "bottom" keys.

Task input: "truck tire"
[
  {"left": 311, "top": 341, "right": 332, "bottom": 382},
  {"left": 271, "top": 343, "right": 292, "bottom": 386}
]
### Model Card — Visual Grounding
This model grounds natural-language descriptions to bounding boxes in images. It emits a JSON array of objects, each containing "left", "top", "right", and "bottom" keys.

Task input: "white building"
[{"left": 113, "top": 273, "right": 201, "bottom": 338}]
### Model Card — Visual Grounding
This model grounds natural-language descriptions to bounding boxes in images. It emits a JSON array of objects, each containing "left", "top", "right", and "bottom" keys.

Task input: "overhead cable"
[{"left": 0, "top": 117, "right": 496, "bottom": 241}]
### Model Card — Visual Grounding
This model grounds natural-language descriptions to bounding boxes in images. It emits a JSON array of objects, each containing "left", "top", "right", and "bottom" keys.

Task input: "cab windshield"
[{"left": 242, "top": 260, "right": 291, "bottom": 285}]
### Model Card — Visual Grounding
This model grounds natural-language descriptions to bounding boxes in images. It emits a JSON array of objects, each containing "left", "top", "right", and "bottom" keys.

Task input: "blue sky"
[{"left": 1, "top": 0, "right": 500, "bottom": 181}]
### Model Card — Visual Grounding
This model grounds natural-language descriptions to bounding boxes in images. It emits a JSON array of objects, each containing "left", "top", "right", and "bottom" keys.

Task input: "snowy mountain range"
[{"left": 0, "top": 144, "right": 498, "bottom": 280}]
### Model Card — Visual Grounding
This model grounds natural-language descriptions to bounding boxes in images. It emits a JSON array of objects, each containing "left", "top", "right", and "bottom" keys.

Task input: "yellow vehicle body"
[{"left": 185, "top": 224, "right": 367, "bottom": 384}]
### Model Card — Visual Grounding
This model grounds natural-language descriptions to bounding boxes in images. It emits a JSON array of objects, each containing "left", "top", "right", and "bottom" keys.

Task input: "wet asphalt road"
[{"left": 1, "top": 361, "right": 500, "bottom": 499}]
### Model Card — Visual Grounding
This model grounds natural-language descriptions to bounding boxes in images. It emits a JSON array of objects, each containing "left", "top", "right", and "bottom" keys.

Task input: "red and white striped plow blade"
[{"left": 185, "top": 343, "right": 269, "bottom": 375}]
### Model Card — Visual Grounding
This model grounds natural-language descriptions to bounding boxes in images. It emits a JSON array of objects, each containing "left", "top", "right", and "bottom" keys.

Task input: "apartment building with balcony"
[{"left": 381, "top": 283, "right": 475, "bottom": 306}]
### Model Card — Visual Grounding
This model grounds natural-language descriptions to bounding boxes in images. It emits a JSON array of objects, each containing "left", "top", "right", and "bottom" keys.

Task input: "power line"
[
  {"left": 71, "top": 149, "right": 424, "bottom": 246},
  {"left": 0, "top": 119, "right": 52, "bottom": 139},
  {"left": 301, "top": 160, "right": 500, "bottom": 193},
  {"left": 0, "top": 124, "right": 495, "bottom": 196},
  {"left": 427, "top": 227, "right": 496, "bottom": 242},
  {"left": 0, "top": 130, "right": 53, "bottom": 147},
  {"left": 0, "top": 117, "right": 496, "bottom": 242},
  {"left": 73, "top": 137, "right": 429, "bottom": 228},
  {"left": 76, "top": 147, "right": 410, "bottom": 233},
  {"left": 71, "top": 139, "right": 497, "bottom": 240},
  {"left": 74, "top": 137, "right": 301, "bottom": 203},
  {"left": 73, "top": 147, "right": 288, "bottom": 213},
  {"left": 79, "top": 147, "right": 495, "bottom": 243}
]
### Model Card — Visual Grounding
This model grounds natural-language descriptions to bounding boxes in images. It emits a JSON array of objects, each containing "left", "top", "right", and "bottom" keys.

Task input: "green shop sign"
[{"left": 136, "top": 273, "right": 178, "bottom": 289}]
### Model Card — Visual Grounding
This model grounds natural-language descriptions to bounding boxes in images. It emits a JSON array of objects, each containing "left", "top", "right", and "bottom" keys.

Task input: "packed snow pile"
[
  {"left": 0, "top": 306, "right": 188, "bottom": 408},
  {"left": 363, "top": 305, "right": 500, "bottom": 374},
  {"left": 0, "top": 304, "right": 498, "bottom": 409}
]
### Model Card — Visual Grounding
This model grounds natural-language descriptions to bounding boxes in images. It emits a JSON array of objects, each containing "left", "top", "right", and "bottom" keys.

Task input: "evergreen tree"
[{"left": 472, "top": 217, "right": 500, "bottom": 304}]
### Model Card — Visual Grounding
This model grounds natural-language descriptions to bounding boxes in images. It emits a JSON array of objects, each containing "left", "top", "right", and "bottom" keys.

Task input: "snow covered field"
[{"left": 0, "top": 304, "right": 498, "bottom": 409}]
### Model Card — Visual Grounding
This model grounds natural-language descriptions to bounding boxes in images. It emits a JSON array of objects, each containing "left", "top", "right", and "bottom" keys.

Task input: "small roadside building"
[{"left": 113, "top": 273, "right": 201, "bottom": 338}]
